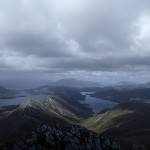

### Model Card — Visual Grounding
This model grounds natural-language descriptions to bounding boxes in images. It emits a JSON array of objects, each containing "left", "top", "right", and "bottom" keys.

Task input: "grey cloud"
[
  {"left": 0, "top": 0, "right": 150, "bottom": 87},
  {"left": 47, "top": 55, "right": 150, "bottom": 73}
]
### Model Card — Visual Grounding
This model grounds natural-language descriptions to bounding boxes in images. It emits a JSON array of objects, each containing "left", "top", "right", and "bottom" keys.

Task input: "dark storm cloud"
[{"left": 1, "top": 0, "right": 150, "bottom": 86}]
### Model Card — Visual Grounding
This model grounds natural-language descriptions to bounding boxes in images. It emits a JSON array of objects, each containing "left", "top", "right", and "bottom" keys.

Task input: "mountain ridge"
[
  {"left": 83, "top": 100, "right": 150, "bottom": 149},
  {"left": 0, "top": 95, "right": 93, "bottom": 144}
]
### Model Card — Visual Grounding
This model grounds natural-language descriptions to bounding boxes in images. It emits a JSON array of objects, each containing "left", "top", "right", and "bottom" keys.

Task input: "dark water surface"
[
  {"left": 81, "top": 92, "right": 118, "bottom": 113},
  {"left": 0, "top": 91, "right": 49, "bottom": 107}
]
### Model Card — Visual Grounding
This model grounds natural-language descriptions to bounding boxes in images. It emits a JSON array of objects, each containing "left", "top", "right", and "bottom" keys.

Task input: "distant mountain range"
[
  {"left": 88, "top": 82, "right": 150, "bottom": 103},
  {"left": 84, "top": 100, "right": 150, "bottom": 149},
  {"left": 0, "top": 86, "right": 16, "bottom": 95},
  {"left": 0, "top": 86, "right": 17, "bottom": 99},
  {"left": 50, "top": 78, "right": 102, "bottom": 88}
]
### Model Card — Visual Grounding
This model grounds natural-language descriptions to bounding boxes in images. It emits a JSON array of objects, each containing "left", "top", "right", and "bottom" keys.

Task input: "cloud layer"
[{"left": 0, "top": 0, "right": 150, "bottom": 87}]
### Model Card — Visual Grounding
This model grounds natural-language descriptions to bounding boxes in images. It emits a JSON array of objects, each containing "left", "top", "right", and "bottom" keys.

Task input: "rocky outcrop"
[{"left": 2, "top": 125, "right": 123, "bottom": 150}]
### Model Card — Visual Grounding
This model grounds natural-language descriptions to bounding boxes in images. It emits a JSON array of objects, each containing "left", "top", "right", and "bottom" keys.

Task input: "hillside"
[
  {"left": 0, "top": 95, "right": 92, "bottom": 144},
  {"left": 0, "top": 99, "right": 68, "bottom": 143},
  {"left": 84, "top": 100, "right": 150, "bottom": 149},
  {"left": 91, "top": 86, "right": 150, "bottom": 103},
  {"left": 42, "top": 95, "right": 92, "bottom": 118}
]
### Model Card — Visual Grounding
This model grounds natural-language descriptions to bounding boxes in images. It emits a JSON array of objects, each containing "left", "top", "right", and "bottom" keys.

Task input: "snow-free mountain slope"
[
  {"left": 84, "top": 100, "right": 150, "bottom": 149},
  {"left": 0, "top": 95, "right": 93, "bottom": 144},
  {"left": 0, "top": 99, "right": 68, "bottom": 143}
]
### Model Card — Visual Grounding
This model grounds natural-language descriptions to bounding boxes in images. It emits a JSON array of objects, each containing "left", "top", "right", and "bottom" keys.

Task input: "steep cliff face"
[{"left": 2, "top": 125, "right": 123, "bottom": 150}]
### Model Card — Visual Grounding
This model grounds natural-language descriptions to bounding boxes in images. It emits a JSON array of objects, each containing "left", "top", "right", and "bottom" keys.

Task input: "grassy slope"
[{"left": 83, "top": 100, "right": 150, "bottom": 149}]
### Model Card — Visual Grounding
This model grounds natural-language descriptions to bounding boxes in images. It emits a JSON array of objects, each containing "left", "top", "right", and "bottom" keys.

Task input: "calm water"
[
  {"left": 0, "top": 91, "right": 49, "bottom": 107},
  {"left": 81, "top": 92, "right": 118, "bottom": 113}
]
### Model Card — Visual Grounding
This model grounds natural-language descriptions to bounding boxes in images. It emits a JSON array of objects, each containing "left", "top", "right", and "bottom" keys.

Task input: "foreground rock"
[{"left": 2, "top": 125, "right": 123, "bottom": 150}]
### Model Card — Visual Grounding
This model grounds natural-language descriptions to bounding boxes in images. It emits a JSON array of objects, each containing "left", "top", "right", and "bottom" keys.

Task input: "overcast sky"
[{"left": 0, "top": 0, "right": 150, "bottom": 88}]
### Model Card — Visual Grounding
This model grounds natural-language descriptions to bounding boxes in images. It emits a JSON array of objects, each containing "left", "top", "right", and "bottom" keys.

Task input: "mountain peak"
[{"left": 19, "top": 99, "right": 41, "bottom": 110}]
